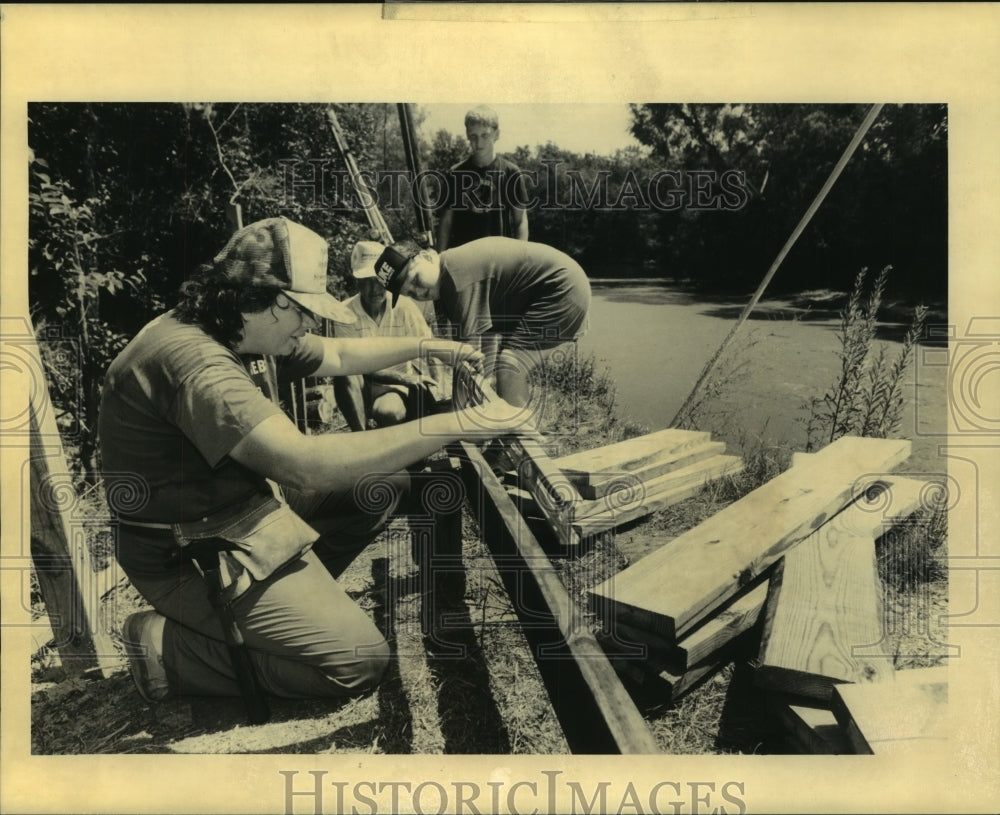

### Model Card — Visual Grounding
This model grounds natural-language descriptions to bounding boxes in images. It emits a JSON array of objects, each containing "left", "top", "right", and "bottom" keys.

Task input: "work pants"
[{"left": 122, "top": 471, "right": 410, "bottom": 699}]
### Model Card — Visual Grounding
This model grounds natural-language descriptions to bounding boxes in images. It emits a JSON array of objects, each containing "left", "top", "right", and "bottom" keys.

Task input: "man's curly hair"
[{"left": 174, "top": 263, "right": 284, "bottom": 350}]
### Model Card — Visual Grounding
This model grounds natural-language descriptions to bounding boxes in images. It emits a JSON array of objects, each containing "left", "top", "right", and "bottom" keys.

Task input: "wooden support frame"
[
  {"left": 24, "top": 328, "right": 117, "bottom": 676},
  {"left": 455, "top": 441, "right": 660, "bottom": 754}
]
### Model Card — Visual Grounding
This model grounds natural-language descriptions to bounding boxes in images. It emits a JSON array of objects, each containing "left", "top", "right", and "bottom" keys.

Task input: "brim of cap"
[
  {"left": 352, "top": 266, "right": 377, "bottom": 279},
  {"left": 285, "top": 290, "right": 356, "bottom": 324}
]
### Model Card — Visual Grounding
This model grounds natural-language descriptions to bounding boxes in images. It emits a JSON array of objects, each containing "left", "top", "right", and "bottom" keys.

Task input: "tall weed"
[{"left": 805, "top": 266, "right": 928, "bottom": 450}]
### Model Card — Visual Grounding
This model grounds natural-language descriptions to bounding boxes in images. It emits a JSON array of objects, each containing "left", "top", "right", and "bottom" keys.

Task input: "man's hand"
[
  {"left": 421, "top": 339, "right": 485, "bottom": 374},
  {"left": 408, "top": 372, "right": 438, "bottom": 390},
  {"left": 454, "top": 396, "right": 539, "bottom": 440}
]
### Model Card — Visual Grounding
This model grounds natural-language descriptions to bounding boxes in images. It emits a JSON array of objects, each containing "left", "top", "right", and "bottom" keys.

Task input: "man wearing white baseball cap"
[
  {"left": 100, "top": 217, "right": 531, "bottom": 706},
  {"left": 333, "top": 241, "right": 446, "bottom": 431}
]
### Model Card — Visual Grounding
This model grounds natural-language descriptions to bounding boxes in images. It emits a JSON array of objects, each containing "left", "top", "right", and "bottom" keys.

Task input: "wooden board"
[
  {"left": 510, "top": 446, "right": 743, "bottom": 550},
  {"left": 571, "top": 456, "right": 745, "bottom": 544},
  {"left": 588, "top": 436, "right": 912, "bottom": 641},
  {"left": 509, "top": 436, "right": 582, "bottom": 548},
  {"left": 455, "top": 441, "right": 660, "bottom": 754},
  {"left": 755, "top": 533, "right": 889, "bottom": 699},
  {"left": 830, "top": 666, "right": 948, "bottom": 755},
  {"left": 766, "top": 696, "right": 851, "bottom": 754},
  {"left": 568, "top": 441, "right": 727, "bottom": 501},
  {"left": 603, "top": 639, "right": 723, "bottom": 703},
  {"left": 451, "top": 361, "right": 581, "bottom": 547},
  {"left": 670, "top": 581, "right": 768, "bottom": 671},
  {"left": 754, "top": 476, "right": 931, "bottom": 700},
  {"left": 557, "top": 433, "right": 722, "bottom": 500},
  {"left": 604, "top": 581, "right": 768, "bottom": 674},
  {"left": 571, "top": 454, "right": 743, "bottom": 521},
  {"left": 553, "top": 428, "right": 710, "bottom": 479},
  {"left": 603, "top": 629, "right": 756, "bottom": 704},
  {"left": 27, "top": 327, "right": 118, "bottom": 677}
]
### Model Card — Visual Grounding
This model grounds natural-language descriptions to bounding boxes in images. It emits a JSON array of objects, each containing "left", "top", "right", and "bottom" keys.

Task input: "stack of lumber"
[
  {"left": 508, "top": 428, "right": 744, "bottom": 549},
  {"left": 588, "top": 436, "right": 947, "bottom": 749}
]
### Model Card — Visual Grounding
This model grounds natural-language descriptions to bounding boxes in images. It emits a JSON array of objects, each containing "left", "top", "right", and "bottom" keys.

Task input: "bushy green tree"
[
  {"left": 627, "top": 103, "right": 947, "bottom": 301},
  {"left": 28, "top": 102, "right": 428, "bottom": 475}
]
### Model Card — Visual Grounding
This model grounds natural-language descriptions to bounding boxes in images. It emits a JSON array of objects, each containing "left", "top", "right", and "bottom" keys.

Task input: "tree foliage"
[
  {"left": 28, "top": 102, "right": 422, "bottom": 476},
  {"left": 625, "top": 103, "right": 947, "bottom": 299}
]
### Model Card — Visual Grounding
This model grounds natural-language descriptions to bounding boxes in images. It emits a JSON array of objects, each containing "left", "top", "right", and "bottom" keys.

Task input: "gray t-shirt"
[
  {"left": 99, "top": 310, "right": 322, "bottom": 524},
  {"left": 438, "top": 237, "right": 591, "bottom": 350}
]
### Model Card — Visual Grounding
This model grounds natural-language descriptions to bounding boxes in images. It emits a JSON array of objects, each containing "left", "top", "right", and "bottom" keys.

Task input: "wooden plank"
[
  {"left": 602, "top": 641, "right": 719, "bottom": 703},
  {"left": 588, "top": 436, "right": 912, "bottom": 641},
  {"left": 455, "top": 441, "right": 660, "bottom": 754},
  {"left": 604, "top": 581, "right": 768, "bottom": 674},
  {"left": 511, "top": 437, "right": 580, "bottom": 510},
  {"left": 754, "top": 476, "right": 931, "bottom": 700},
  {"left": 451, "top": 362, "right": 583, "bottom": 548},
  {"left": 571, "top": 454, "right": 744, "bottom": 522},
  {"left": 830, "top": 666, "right": 948, "bottom": 755},
  {"left": 572, "top": 471, "right": 732, "bottom": 541},
  {"left": 670, "top": 581, "right": 768, "bottom": 671},
  {"left": 28, "top": 336, "right": 118, "bottom": 676},
  {"left": 603, "top": 629, "right": 755, "bottom": 704},
  {"left": 556, "top": 432, "right": 721, "bottom": 500},
  {"left": 755, "top": 534, "right": 889, "bottom": 699},
  {"left": 553, "top": 428, "right": 710, "bottom": 477},
  {"left": 766, "top": 696, "right": 851, "bottom": 754},
  {"left": 568, "top": 439, "right": 726, "bottom": 500},
  {"left": 509, "top": 437, "right": 581, "bottom": 549}
]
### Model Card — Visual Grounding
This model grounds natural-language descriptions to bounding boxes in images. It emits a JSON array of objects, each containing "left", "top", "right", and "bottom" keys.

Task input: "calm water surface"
[{"left": 575, "top": 280, "right": 947, "bottom": 474}]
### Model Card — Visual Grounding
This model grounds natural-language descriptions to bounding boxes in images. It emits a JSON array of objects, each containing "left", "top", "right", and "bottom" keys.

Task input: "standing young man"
[{"left": 436, "top": 105, "right": 530, "bottom": 251}]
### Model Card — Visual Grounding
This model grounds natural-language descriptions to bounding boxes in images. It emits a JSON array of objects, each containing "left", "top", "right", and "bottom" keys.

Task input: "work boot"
[{"left": 122, "top": 610, "right": 170, "bottom": 702}]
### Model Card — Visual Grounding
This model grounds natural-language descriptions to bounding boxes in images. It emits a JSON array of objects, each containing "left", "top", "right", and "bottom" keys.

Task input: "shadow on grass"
[
  {"left": 368, "top": 551, "right": 513, "bottom": 754},
  {"left": 713, "top": 658, "right": 787, "bottom": 755},
  {"left": 422, "top": 596, "right": 512, "bottom": 755},
  {"left": 369, "top": 556, "right": 416, "bottom": 754},
  {"left": 30, "top": 669, "right": 373, "bottom": 754}
]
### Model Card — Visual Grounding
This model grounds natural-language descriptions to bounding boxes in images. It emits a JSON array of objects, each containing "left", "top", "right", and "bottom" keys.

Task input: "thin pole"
[
  {"left": 671, "top": 103, "right": 884, "bottom": 428},
  {"left": 326, "top": 107, "right": 393, "bottom": 243},
  {"left": 398, "top": 103, "right": 434, "bottom": 247}
]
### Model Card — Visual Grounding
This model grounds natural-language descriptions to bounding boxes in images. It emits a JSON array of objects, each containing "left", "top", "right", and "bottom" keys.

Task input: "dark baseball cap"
[{"left": 373, "top": 246, "right": 413, "bottom": 307}]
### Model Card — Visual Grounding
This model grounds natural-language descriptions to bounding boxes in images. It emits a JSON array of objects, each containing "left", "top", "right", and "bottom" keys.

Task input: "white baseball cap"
[{"left": 350, "top": 240, "right": 387, "bottom": 279}]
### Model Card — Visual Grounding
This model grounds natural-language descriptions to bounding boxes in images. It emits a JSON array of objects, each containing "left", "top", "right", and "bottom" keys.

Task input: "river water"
[{"left": 575, "top": 279, "right": 948, "bottom": 475}]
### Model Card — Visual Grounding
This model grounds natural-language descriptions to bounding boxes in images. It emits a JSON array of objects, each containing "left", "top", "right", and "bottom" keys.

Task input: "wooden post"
[
  {"left": 456, "top": 441, "right": 660, "bottom": 754},
  {"left": 27, "top": 333, "right": 117, "bottom": 676}
]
